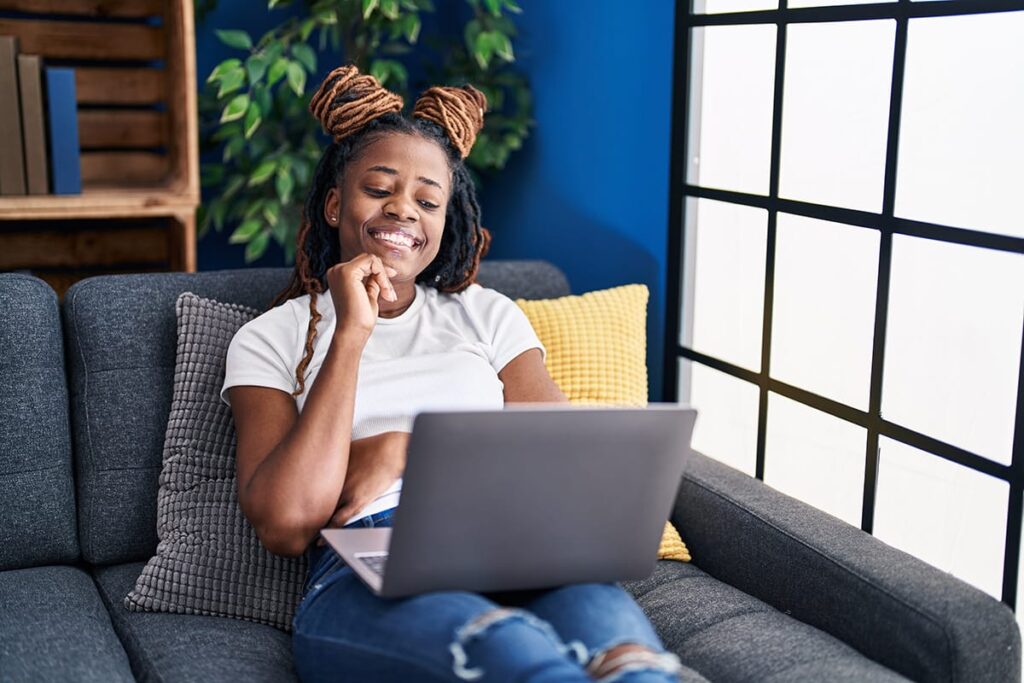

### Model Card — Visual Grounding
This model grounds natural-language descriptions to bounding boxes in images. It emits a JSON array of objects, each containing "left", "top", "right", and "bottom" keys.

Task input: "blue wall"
[
  {"left": 195, "top": 1, "right": 676, "bottom": 400},
  {"left": 476, "top": 2, "right": 675, "bottom": 401}
]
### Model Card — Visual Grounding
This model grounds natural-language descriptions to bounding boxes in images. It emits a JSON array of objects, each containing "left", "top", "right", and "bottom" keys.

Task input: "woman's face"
[{"left": 325, "top": 132, "right": 451, "bottom": 283}]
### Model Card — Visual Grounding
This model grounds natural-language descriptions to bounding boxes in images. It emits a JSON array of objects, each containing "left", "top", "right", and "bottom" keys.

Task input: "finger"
[{"left": 367, "top": 256, "right": 396, "bottom": 302}]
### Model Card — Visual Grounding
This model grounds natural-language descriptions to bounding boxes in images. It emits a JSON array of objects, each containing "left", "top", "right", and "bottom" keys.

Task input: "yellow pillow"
[{"left": 516, "top": 284, "right": 691, "bottom": 563}]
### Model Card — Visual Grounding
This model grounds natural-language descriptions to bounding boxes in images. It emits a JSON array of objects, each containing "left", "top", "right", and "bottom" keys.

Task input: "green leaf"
[
  {"left": 286, "top": 61, "right": 306, "bottom": 96},
  {"left": 503, "top": 0, "right": 522, "bottom": 13},
  {"left": 300, "top": 17, "right": 317, "bottom": 41},
  {"left": 362, "top": 0, "right": 379, "bottom": 19},
  {"left": 275, "top": 166, "right": 295, "bottom": 204},
  {"left": 291, "top": 43, "right": 317, "bottom": 73},
  {"left": 255, "top": 87, "right": 272, "bottom": 119},
  {"left": 245, "top": 230, "right": 271, "bottom": 262},
  {"left": 243, "top": 101, "right": 262, "bottom": 139},
  {"left": 206, "top": 58, "right": 242, "bottom": 84},
  {"left": 222, "top": 135, "right": 245, "bottom": 162},
  {"left": 228, "top": 219, "right": 261, "bottom": 244},
  {"left": 220, "top": 93, "right": 250, "bottom": 123},
  {"left": 495, "top": 32, "right": 514, "bottom": 62},
  {"left": 262, "top": 200, "right": 280, "bottom": 227},
  {"left": 215, "top": 29, "right": 253, "bottom": 51},
  {"left": 216, "top": 66, "right": 245, "bottom": 98},
  {"left": 266, "top": 57, "right": 289, "bottom": 87},
  {"left": 483, "top": 0, "right": 501, "bottom": 17},
  {"left": 248, "top": 159, "right": 277, "bottom": 186},
  {"left": 380, "top": 0, "right": 399, "bottom": 19},
  {"left": 399, "top": 13, "right": 421, "bottom": 43},
  {"left": 245, "top": 54, "right": 268, "bottom": 84}
]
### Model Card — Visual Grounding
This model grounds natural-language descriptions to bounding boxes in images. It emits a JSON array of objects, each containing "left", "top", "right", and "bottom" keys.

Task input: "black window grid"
[{"left": 663, "top": 0, "right": 1024, "bottom": 609}]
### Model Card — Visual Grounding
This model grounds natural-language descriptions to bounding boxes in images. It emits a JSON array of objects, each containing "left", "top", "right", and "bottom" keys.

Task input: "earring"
[{"left": 434, "top": 274, "right": 441, "bottom": 282}]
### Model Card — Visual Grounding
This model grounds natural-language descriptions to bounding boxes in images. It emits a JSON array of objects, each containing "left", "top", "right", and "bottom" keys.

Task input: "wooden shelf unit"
[{"left": 0, "top": 0, "right": 199, "bottom": 298}]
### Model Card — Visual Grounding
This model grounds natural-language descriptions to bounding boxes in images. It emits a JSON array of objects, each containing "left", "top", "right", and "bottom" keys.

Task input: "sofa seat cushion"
[
  {"left": 94, "top": 562, "right": 297, "bottom": 682},
  {"left": 623, "top": 560, "right": 910, "bottom": 682},
  {"left": 0, "top": 565, "right": 133, "bottom": 682}
]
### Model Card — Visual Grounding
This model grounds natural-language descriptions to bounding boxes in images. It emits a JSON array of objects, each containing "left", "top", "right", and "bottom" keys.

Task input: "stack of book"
[{"left": 0, "top": 35, "right": 82, "bottom": 197}]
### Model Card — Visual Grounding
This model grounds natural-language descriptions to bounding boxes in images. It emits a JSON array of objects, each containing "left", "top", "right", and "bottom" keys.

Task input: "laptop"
[{"left": 320, "top": 403, "right": 697, "bottom": 598}]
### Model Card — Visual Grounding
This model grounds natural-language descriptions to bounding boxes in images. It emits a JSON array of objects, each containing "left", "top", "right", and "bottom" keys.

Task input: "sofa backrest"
[
  {"left": 0, "top": 274, "right": 79, "bottom": 570},
  {"left": 62, "top": 262, "right": 569, "bottom": 566}
]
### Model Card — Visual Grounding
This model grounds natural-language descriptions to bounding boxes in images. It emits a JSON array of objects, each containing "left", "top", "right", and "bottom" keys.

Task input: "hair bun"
[
  {"left": 412, "top": 84, "right": 488, "bottom": 159},
  {"left": 308, "top": 65, "right": 404, "bottom": 143}
]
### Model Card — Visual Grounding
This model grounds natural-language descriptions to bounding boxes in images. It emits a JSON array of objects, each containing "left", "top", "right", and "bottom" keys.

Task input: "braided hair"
[{"left": 270, "top": 65, "right": 491, "bottom": 398}]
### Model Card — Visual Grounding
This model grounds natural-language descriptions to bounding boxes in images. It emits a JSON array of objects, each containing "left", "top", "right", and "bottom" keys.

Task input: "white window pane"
[
  {"left": 779, "top": 20, "right": 895, "bottom": 212},
  {"left": 790, "top": 0, "right": 894, "bottom": 6},
  {"left": 688, "top": 25, "right": 776, "bottom": 195},
  {"left": 685, "top": 198, "right": 767, "bottom": 372},
  {"left": 697, "top": 0, "right": 777, "bottom": 13},
  {"left": 771, "top": 214, "right": 879, "bottom": 410},
  {"left": 680, "top": 359, "right": 759, "bottom": 476},
  {"left": 894, "top": 12, "right": 1024, "bottom": 238},
  {"left": 874, "top": 437, "right": 1008, "bottom": 600},
  {"left": 764, "top": 392, "right": 866, "bottom": 526},
  {"left": 882, "top": 236, "right": 1024, "bottom": 465}
]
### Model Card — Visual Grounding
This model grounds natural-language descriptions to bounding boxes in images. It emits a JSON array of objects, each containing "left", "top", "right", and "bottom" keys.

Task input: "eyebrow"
[{"left": 365, "top": 165, "right": 444, "bottom": 191}]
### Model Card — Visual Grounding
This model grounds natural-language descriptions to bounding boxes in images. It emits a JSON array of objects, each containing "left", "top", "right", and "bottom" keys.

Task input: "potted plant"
[{"left": 197, "top": 0, "right": 533, "bottom": 263}]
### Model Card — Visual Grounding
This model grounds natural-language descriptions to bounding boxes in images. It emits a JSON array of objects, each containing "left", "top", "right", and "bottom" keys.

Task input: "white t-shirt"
[{"left": 220, "top": 282, "right": 545, "bottom": 523}]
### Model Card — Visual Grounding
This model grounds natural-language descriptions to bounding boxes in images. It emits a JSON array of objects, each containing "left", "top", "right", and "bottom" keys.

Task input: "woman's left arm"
[{"left": 500, "top": 348, "right": 568, "bottom": 403}]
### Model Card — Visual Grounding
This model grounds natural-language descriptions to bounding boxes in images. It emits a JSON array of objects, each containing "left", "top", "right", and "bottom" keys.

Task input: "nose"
[{"left": 383, "top": 195, "right": 418, "bottom": 222}]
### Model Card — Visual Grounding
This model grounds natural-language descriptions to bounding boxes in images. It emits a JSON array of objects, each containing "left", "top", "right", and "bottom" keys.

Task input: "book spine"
[
  {"left": 45, "top": 66, "right": 81, "bottom": 195},
  {"left": 0, "top": 35, "right": 27, "bottom": 195},
  {"left": 17, "top": 55, "right": 48, "bottom": 195}
]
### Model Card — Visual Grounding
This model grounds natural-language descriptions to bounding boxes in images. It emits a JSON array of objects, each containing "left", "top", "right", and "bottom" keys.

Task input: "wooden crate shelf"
[{"left": 0, "top": 0, "right": 199, "bottom": 292}]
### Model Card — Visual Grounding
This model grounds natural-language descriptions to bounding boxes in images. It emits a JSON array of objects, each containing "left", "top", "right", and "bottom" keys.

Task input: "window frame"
[{"left": 664, "top": 0, "right": 1024, "bottom": 608}]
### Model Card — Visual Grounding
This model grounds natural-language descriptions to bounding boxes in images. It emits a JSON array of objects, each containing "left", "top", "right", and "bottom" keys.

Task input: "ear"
[{"left": 324, "top": 187, "right": 341, "bottom": 227}]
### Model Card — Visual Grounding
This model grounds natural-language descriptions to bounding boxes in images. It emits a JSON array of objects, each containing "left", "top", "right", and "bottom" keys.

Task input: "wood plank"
[
  {"left": 0, "top": 187, "right": 197, "bottom": 219},
  {"left": 0, "top": 18, "right": 165, "bottom": 60},
  {"left": 165, "top": 0, "right": 198, "bottom": 199},
  {"left": 78, "top": 110, "right": 167, "bottom": 149},
  {"left": 0, "top": 0, "right": 163, "bottom": 17},
  {"left": 81, "top": 151, "right": 168, "bottom": 184},
  {"left": 76, "top": 67, "right": 166, "bottom": 105},
  {"left": 0, "top": 224, "right": 169, "bottom": 269}
]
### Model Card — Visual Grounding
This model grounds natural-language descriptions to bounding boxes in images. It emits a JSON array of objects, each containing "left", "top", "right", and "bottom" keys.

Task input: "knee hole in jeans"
[{"left": 585, "top": 643, "right": 683, "bottom": 682}]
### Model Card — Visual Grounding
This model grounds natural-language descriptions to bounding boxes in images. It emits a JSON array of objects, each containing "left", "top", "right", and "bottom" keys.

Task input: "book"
[
  {"left": 0, "top": 35, "right": 27, "bottom": 195},
  {"left": 45, "top": 66, "right": 81, "bottom": 195},
  {"left": 17, "top": 54, "right": 48, "bottom": 195}
]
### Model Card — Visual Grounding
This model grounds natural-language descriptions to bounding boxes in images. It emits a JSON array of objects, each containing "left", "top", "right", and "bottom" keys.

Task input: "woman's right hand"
[{"left": 326, "top": 253, "right": 398, "bottom": 339}]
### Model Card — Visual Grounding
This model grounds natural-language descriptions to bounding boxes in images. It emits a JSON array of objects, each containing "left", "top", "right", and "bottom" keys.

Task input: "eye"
[
  {"left": 419, "top": 200, "right": 439, "bottom": 210},
  {"left": 364, "top": 187, "right": 389, "bottom": 197}
]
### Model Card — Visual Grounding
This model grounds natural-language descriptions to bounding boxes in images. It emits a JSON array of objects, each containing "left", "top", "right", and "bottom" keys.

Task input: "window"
[{"left": 667, "top": 0, "right": 1024, "bottom": 616}]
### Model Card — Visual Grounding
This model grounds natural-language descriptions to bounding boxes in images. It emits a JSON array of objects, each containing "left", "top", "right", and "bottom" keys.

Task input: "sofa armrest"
[{"left": 672, "top": 450, "right": 1020, "bottom": 683}]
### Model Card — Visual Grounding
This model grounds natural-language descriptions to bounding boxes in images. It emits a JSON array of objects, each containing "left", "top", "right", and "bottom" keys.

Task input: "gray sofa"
[{"left": 0, "top": 262, "right": 1019, "bottom": 682}]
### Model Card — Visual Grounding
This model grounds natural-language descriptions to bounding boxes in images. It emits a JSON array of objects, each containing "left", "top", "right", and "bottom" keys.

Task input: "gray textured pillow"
[{"left": 125, "top": 292, "right": 306, "bottom": 630}]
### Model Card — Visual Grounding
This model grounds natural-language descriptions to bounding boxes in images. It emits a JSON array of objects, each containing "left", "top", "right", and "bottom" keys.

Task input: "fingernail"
[{"left": 389, "top": 287, "right": 397, "bottom": 301}]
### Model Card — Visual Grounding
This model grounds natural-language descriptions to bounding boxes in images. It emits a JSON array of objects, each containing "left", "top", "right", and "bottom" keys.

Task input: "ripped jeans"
[{"left": 291, "top": 507, "right": 681, "bottom": 683}]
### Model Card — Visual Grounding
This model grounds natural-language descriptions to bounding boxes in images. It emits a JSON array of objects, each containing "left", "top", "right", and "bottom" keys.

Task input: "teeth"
[{"left": 372, "top": 231, "right": 415, "bottom": 248}]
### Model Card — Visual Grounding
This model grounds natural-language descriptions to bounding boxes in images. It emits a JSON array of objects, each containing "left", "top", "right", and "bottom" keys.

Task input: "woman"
[{"left": 222, "top": 65, "right": 682, "bottom": 682}]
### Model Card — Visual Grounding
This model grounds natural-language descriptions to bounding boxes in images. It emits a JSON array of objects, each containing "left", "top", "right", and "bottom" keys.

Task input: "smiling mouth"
[{"left": 367, "top": 228, "right": 422, "bottom": 250}]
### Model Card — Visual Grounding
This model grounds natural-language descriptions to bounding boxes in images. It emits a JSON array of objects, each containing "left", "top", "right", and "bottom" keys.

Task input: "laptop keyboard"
[{"left": 357, "top": 552, "right": 389, "bottom": 577}]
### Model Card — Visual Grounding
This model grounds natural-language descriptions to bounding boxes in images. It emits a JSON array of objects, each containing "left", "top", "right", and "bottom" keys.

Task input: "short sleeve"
[
  {"left": 220, "top": 301, "right": 300, "bottom": 407},
  {"left": 461, "top": 285, "right": 546, "bottom": 373}
]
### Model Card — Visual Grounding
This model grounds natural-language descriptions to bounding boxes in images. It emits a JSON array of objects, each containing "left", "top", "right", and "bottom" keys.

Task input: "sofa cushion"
[
  {"left": 97, "top": 562, "right": 297, "bottom": 682},
  {"left": 126, "top": 293, "right": 305, "bottom": 630},
  {"left": 0, "top": 565, "right": 134, "bottom": 681},
  {"left": 622, "top": 560, "right": 910, "bottom": 682},
  {"left": 0, "top": 274, "right": 78, "bottom": 570},
  {"left": 62, "top": 263, "right": 570, "bottom": 566}
]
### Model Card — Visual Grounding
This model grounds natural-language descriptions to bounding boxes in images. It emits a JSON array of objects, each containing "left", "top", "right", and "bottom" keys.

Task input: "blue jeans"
[{"left": 292, "top": 508, "right": 681, "bottom": 682}]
